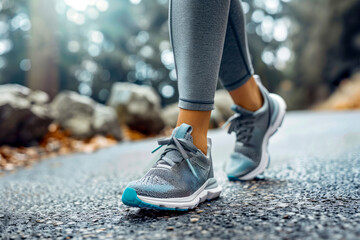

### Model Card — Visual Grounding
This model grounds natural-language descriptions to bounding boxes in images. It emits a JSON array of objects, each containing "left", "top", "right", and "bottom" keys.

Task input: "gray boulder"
[
  {"left": 108, "top": 82, "right": 165, "bottom": 135},
  {"left": 161, "top": 103, "right": 178, "bottom": 128},
  {"left": 210, "top": 90, "right": 234, "bottom": 128},
  {"left": 51, "top": 91, "right": 122, "bottom": 140},
  {"left": 0, "top": 84, "right": 52, "bottom": 146}
]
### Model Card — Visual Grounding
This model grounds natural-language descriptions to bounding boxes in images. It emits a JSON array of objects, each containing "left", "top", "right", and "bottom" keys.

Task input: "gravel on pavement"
[{"left": 1, "top": 111, "right": 360, "bottom": 240}]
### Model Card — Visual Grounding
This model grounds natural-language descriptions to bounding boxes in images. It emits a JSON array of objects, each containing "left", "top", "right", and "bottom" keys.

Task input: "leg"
[
  {"left": 121, "top": 0, "right": 227, "bottom": 211},
  {"left": 219, "top": 0, "right": 263, "bottom": 112},
  {"left": 170, "top": 0, "right": 231, "bottom": 154},
  {"left": 220, "top": 1, "right": 287, "bottom": 181}
]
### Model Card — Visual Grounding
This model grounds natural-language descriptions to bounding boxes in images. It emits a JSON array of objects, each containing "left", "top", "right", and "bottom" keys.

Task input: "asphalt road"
[{"left": 1, "top": 111, "right": 360, "bottom": 240}]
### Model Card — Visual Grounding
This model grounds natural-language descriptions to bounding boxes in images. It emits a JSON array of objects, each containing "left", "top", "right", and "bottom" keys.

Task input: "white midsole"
[
  {"left": 137, "top": 179, "right": 222, "bottom": 209},
  {"left": 239, "top": 94, "right": 287, "bottom": 180}
]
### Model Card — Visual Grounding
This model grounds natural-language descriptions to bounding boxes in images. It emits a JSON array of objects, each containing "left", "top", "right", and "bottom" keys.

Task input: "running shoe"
[
  {"left": 224, "top": 76, "right": 286, "bottom": 181},
  {"left": 122, "top": 123, "right": 222, "bottom": 211}
]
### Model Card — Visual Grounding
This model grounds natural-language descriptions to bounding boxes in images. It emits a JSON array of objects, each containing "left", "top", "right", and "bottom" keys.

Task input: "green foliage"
[
  {"left": 0, "top": 0, "right": 358, "bottom": 109},
  {"left": 0, "top": 0, "right": 29, "bottom": 86}
]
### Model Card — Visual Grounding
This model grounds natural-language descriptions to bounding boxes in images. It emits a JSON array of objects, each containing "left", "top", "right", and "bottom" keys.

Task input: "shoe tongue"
[
  {"left": 157, "top": 124, "right": 193, "bottom": 166},
  {"left": 231, "top": 104, "right": 254, "bottom": 116},
  {"left": 172, "top": 123, "right": 193, "bottom": 142}
]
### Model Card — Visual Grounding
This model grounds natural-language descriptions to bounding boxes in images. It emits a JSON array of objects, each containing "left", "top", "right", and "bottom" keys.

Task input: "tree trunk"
[{"left": 27, "top": 0, "right": 59, "bottom": 99}]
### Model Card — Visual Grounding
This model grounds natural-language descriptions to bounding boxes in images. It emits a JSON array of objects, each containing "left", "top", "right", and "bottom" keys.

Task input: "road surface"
[{"left": 1, "top": 111, "right": 360, "bottom": 239}]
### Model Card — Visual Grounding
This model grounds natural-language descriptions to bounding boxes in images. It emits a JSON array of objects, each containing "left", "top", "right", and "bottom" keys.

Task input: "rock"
[
  {"left": 108, "top": 82, "right": 165, "bottom": 135},
  {"left": 51, "top": 91, "right": 122, "bottom": 140},
  {"left": 0, "top": 84, "right": 53, "bottom": 146},
  {"left": 92, "top": 104, "right": 121, "bottom": 138},
  {"left": 160, "top": 90, "right": 234, "bottom": 129},
  {"left": 161, "top": 103, "right": 178, "bottom": 128},
  {"left": 210, "top": 90, "right": 234, "bottom": 128}
]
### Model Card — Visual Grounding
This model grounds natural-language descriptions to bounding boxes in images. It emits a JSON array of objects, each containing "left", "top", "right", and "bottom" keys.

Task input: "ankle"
[
  {"left": 229, "top": 76, "right": 264, "bottom": 112},
  {"left": 192, "top": 134, "right": 208, "bottom": 155},
  {"left": 176, "top": 108, "right": 211, "bottom": 155},
  {"left": 235, "top": 97, "right": 263, "bottom": 112}
]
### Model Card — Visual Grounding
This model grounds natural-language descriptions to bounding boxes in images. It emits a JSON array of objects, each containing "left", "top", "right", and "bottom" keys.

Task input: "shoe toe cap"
[
  {"left": 125, "top": 179, "right": 176, "bottom": 198},
  {"left": 225, "top": 152, "right": 257, "bottom": 178}
]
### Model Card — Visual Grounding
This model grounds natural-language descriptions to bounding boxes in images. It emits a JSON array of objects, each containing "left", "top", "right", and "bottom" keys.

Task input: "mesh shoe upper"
[
  {"left": 225, "top": 80, "right": 279, "bottom": 177},
  {"left": 126, "top": 123, "right": 214, "bottom": 199}
]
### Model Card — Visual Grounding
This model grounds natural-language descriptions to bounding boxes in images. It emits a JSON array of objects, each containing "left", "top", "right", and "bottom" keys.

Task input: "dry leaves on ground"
[
  {"left": 314, "top": 74, "right": 360, "bottom": 110},
  {"left": 0, "top": 123, "right": 174, "bottom": 175},
  {"left": 0, "top": 124, "right": 118, "bottom": 174}
]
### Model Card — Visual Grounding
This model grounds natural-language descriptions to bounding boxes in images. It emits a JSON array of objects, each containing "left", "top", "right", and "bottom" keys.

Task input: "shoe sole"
[
  {"left": 230, "top": 93, "right": 287, "bottom": 181},
  {"left": 121, "top": 179, "right": 222, "bottom": 211}
]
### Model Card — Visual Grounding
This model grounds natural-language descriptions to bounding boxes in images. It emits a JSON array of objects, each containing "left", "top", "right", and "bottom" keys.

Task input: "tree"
[{"left": 27, "top": 0, "right": 59, "bottom": 99}]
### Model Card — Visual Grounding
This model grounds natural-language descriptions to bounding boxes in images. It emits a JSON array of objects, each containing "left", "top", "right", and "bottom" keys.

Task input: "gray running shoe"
[
  {"left": 224, "top": 76, "right": 287, "bottom": 181},
  {"left": 122, "top": 123, "right": 222, "bottom": 211}
]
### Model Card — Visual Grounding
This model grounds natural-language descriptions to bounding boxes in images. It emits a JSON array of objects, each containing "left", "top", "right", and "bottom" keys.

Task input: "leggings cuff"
[
  {"left": 178, "top": 99, "right": 214, "bottom": 111},
  {"left": 223, "top": 74, "right": 253, "bottom": 91}
]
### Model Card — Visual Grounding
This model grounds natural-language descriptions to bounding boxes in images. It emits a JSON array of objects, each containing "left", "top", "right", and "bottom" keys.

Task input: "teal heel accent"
[
  {"left": 228, "top": 175, "right": 242, "bottom": 181},
  {"left": 227, "top": 174, "right": 265, "bottom": 181},
  {"left": 121, "top": 188, "right": 188, "bottom": 211}
]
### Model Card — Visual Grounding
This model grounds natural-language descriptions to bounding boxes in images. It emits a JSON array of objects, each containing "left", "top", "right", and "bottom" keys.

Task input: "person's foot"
[
  {"left": 121, "top": 123, "right": 222, "bottom": 211},
  {"left": 224, "top": 76, "right": 287, "bottom": 181}
]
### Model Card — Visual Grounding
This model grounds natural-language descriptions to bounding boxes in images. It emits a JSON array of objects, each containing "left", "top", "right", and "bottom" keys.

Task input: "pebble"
[
  {"left": 83, "top": 234, "right": 95, "bottom": 238},
  {"left": 190, "top": 218, "right": 199, "bottom": 223},
  {"left": 277, "top": 203, "right": 289, "bottom": 208},
  {"left": 166, "top": 226, "right": 174, "bottom": 231},
  {"left": 244, "top": 226, "right": 253, "bottom": 231},
  {"left": 201, "top": 230, "right": 209, "bottom": 235},
  {"left": 175, "top": 222, "right": 183, "bottom": 228},
  {"left": 183, "top": 230, "right": 194, "bottom": 236}
]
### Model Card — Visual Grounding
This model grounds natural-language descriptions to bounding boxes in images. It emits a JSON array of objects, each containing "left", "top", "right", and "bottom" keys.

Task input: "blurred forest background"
[{"left": 0, "top": 0, "right": 358, "bottom": 109}]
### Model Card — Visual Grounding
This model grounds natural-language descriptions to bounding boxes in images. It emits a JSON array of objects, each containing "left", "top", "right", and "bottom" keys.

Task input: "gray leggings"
[{"left": 169, "top": 0, "right": 254, "bottom": 111}]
